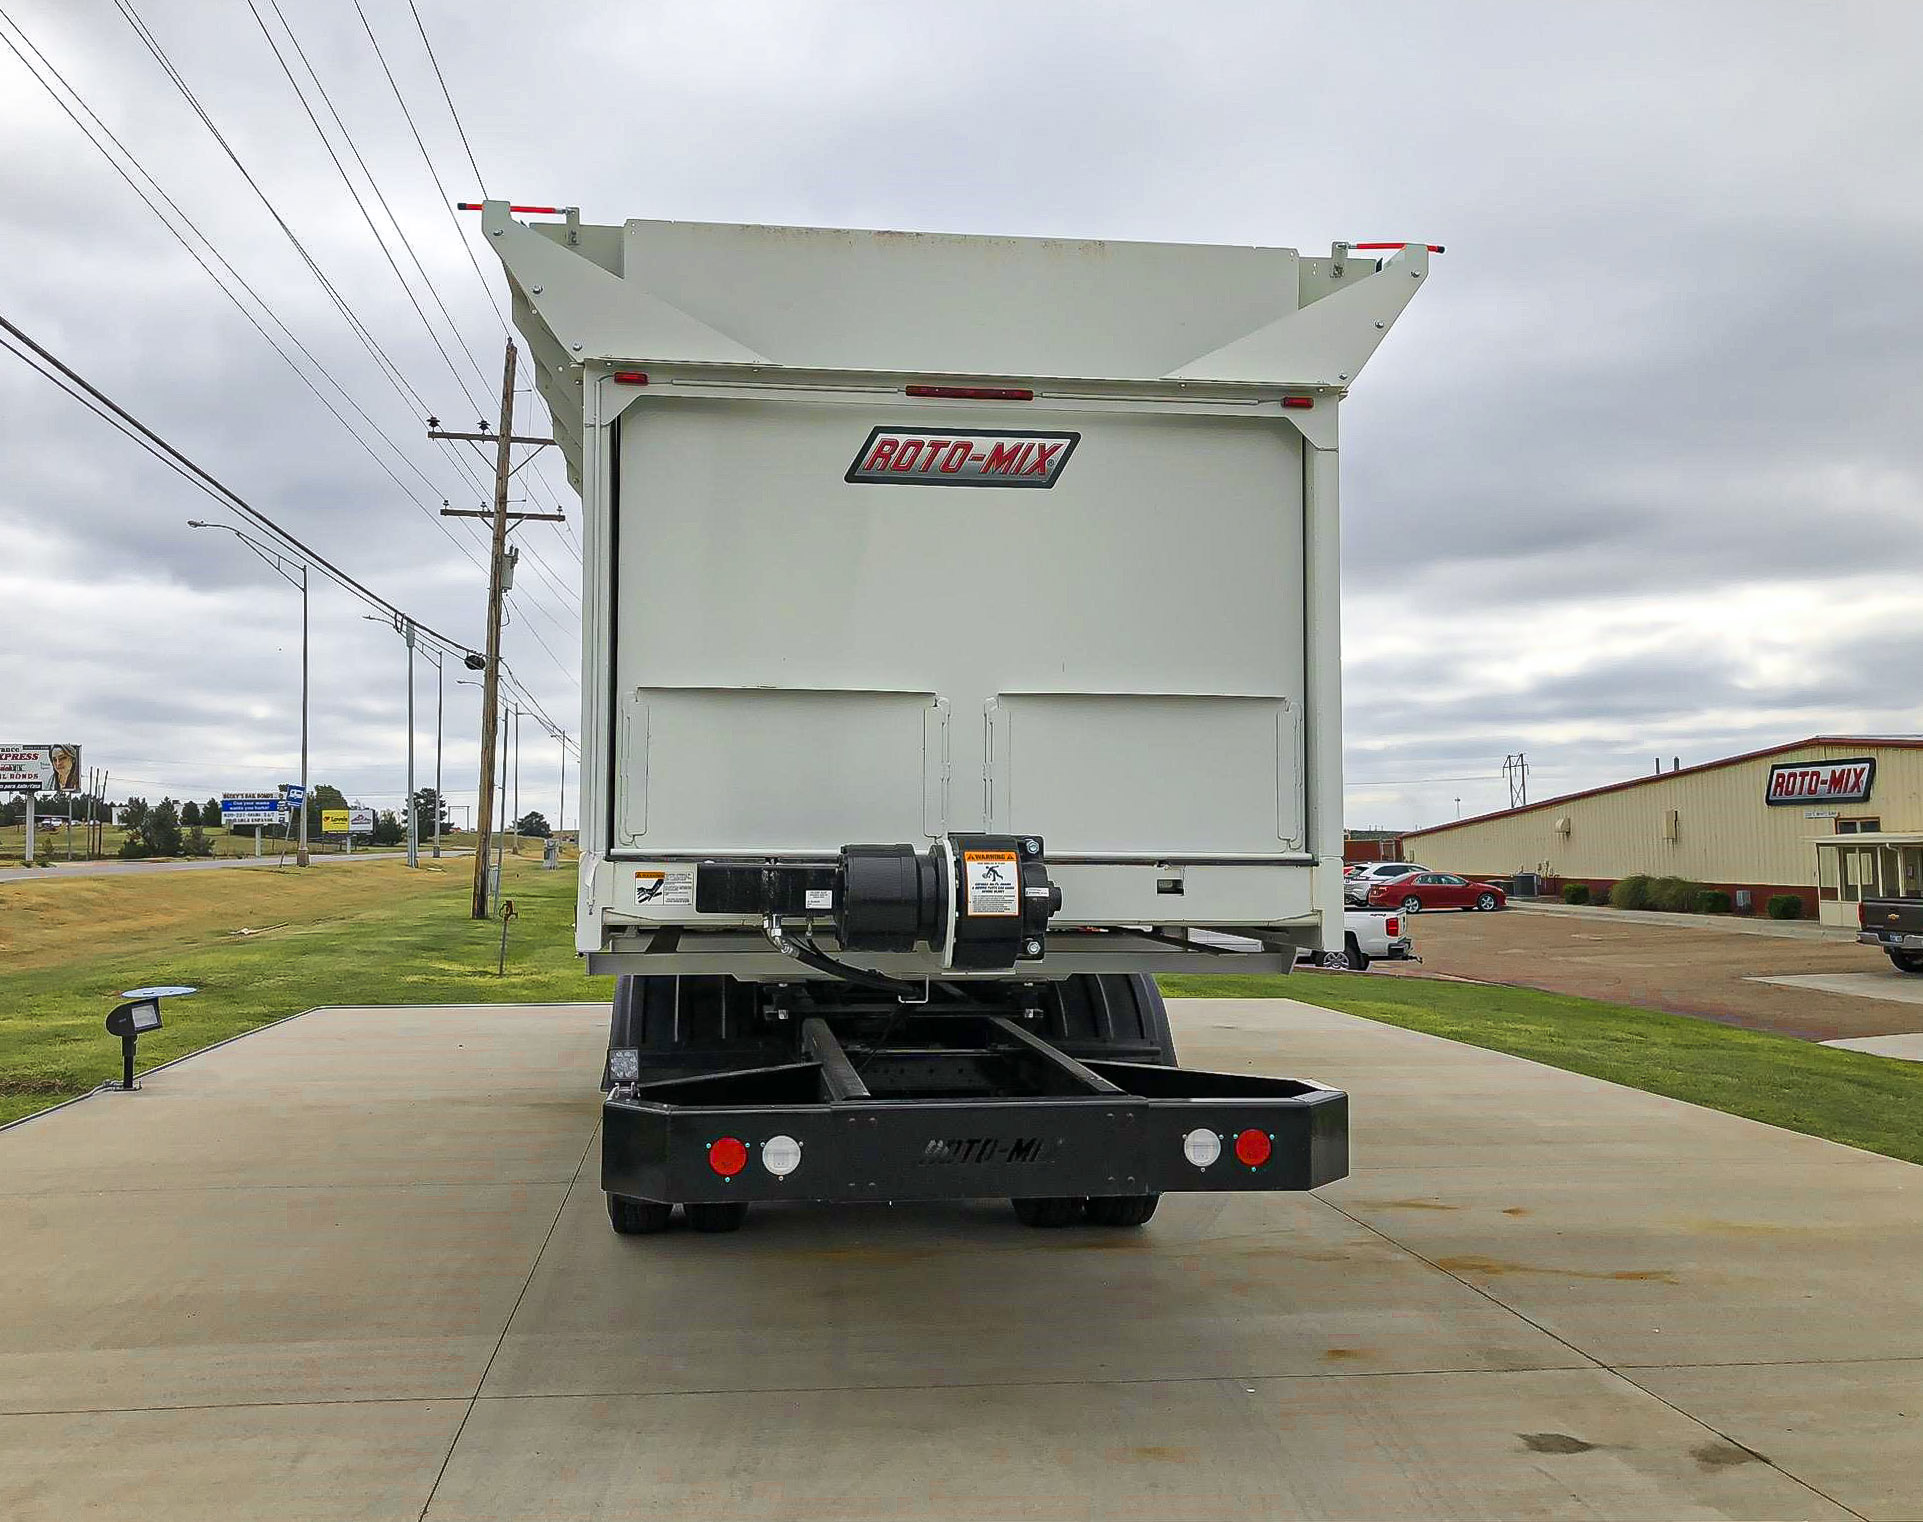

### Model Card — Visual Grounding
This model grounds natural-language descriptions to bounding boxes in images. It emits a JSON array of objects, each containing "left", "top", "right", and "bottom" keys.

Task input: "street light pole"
[
  {"left": 190, "top": 519, "right": 309, "bottom": 866},
  {"left": 405, "top": 619, "right": 417, "bottom": 869},
  {"left": 432, "top": 650, "right": 444, "bottom": 860}
]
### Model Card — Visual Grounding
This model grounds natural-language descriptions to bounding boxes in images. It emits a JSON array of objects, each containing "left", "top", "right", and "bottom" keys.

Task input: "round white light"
[
  {"left": 1182, "top": 1128, "right": 1221, "bottom": 1169},
  {"left": 761, "top": 1134, "right": 803, "bottom": 1177}
]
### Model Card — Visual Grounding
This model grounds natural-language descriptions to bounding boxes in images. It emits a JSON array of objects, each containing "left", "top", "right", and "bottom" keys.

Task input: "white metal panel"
[{"left": 609, "top": 394, "right": 1307, "bottom": 862}]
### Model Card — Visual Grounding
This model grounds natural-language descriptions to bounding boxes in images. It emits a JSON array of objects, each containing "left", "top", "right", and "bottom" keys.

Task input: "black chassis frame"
[{"left": 602, "top": 1014, "right": 1347, "bottom": 1206}]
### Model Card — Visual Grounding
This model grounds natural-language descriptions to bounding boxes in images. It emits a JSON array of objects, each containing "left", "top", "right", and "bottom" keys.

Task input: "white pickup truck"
[{"left": 1337, "top": 909, "right": 1416, "bottom": 970}]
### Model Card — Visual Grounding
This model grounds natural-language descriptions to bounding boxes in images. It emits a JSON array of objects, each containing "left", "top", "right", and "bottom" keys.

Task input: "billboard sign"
[
  {"left": 321, "top": 807, "right": 375, "bottom": 836},
  {"left": 1765, "top": 758, "right": 1875, "bottom": 806},
  {"left": 0, "top": 744, "right": 82, "bottom": 793},
  {"left": 221, "top": 792, "right": 287, "bottom": 827}
]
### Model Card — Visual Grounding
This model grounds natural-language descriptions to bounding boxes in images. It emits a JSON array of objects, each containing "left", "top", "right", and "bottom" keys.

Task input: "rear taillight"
[
  {"left": 1858, "top": 902, "right": 1869, "bottom": 926},
  {"left": 1234, "top": 1129, "right": 1272, "bottom": 1168},
  {"left": 707, "top": 1137, "right": 748, "bottom": 1177},
  {"left": 1386, "top": 917, "right": 1399, "bottom": 936}
]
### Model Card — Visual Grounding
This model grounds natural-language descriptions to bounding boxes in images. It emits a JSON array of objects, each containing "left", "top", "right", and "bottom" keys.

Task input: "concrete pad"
[
  {"left": 1632, "top": 1360, "right": 1923, "bottom": 1521},
  {"left": 427, "top": 1370, "right": 1853, "bottom": 1521},
  {"left": 3, "top": 995, "right": 1917, "bottom": 1519},
  {"left": 1324, "top": 1159, "right": 1923, "bottom": 1367},
  {"left": 0, "top": 1180, "right": 565, "bottom": 1409},
  {"left": 1824, "top": 1032, "right": 1923, "bottom": 1061},
  {"left": 1753, "top": 971, "right": 1923, "bottom": 1009},
  {"left": 0, "top": 1400, "right": 466, "bottom": 1522},
  {"left": 480, "top": 1186, "right": 1580, "bottom": 1399}
]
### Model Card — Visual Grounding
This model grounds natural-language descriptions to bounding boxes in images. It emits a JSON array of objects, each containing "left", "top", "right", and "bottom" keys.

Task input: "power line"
[
  {"left": 0, "top": 12, "right": 486, "bottom": 576},
  {"left": 0, "top": 312, "right": 480, "bottom": 663},
  {"left": 407, "top": 0, "right": 487, "bottom": 198}
]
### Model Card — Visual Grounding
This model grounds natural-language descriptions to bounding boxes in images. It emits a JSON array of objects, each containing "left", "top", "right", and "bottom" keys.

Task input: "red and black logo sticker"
[{"left": 846, "top": 428, "right": 1079, "bottom": 488}]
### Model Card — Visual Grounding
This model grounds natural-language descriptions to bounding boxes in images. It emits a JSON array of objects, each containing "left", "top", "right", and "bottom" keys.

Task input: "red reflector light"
[
  {"left": 1281, "top": 396, "right": 1314, "bottom": 410},
  {"left": 455, "top": 202, "right": 562, "bottom": 215},
  {"left": 905, "top": 384, "right": 1034, "bottom": 401},
  {"left": 1351, "top": 241, "right": 1446, "bottom": 252},
  {"left": 708, "top": 1137, "right": 748, "bottom": 1177},
  {"left": 612, "top": 370, "right": 648, "bottom": 386},
  {"left": 1234, "top": 1129, "right": 1272, "bottom": 1167}
]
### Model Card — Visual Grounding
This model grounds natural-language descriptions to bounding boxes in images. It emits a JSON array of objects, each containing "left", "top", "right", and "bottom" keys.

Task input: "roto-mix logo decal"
[
  {"left": 1764, "top": 758, "right": 1875, "bottom": 805},
  {"left": 845, "top": 428, "right": 1079, "bottom": 488}
]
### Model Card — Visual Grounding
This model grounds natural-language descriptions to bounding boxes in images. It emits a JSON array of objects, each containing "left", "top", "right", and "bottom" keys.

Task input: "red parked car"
[{"left": 1366, "top": 871, "right": 1506, "bottom": 914}]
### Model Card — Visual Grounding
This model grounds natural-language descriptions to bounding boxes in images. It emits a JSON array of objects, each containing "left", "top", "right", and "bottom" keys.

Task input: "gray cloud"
[{"left": 4, "top": 0, "right": 1922, "bottom": 830}]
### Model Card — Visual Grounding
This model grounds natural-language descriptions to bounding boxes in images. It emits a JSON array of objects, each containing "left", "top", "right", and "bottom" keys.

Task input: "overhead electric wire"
[
  {"left": 243, "top": 0, "right": 489, "bottom": 418},
  {"left": 407, "top": 0, "right": 487, "bottom": 198},
  {"left": 0, "top": 312, "right": 481, "bottom": 662},
  {"left": 0, "top": 13, "right": 492, "bottom": 578},
  {"left": 352, "top": 0, "right": 508, "bottom": 336}
]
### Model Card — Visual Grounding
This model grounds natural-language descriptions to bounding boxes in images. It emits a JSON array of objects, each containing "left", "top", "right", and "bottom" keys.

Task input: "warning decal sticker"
[
  {"left": 963, "top": 849, "right": 1020, "bottom": 918},
  {"left": 634, "top": 868, "right": 695, "bottom": 910}
]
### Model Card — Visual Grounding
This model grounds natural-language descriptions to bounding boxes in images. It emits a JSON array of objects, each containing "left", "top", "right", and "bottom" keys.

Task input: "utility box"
[{"left": 484, "top": 205, "right": 1427, "bottom": 977}]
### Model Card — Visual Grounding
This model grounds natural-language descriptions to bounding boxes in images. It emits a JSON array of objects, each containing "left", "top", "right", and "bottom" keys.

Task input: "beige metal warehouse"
[{"left": 1404, "top": 736, "right": 1923, "bottom": 927}]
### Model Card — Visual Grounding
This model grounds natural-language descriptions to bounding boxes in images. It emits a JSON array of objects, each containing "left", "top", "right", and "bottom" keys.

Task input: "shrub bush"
[
  {"left": 1561, "top": 883, "right": 1591, "bottom": 904},
  {"left": 1766, "top": 894, "right": 1803, "bottom": 920},
  {"left": 1609, "top": 874, "right": 1653, "bottom": 910},
  {"left": 1647, "top": 876, "right": 1708, "bottom": 913},
  {"left": 1696, "top": 889, "right": 1732, "bottom": 914}
]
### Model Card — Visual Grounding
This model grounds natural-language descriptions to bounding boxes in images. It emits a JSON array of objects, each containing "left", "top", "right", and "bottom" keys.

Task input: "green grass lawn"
[
  {"left": 0, "top": 854, "right": 609, "bottom": 1126},
  {"left": 1162, "top": 971, "right": 1923, "bottom": 1167},
  {"left": 1, "top": 822, "right": 489, "bottom": 864}
]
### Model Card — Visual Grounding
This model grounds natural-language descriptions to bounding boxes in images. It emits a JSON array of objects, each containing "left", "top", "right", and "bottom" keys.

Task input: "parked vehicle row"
[{"left": 1344, "top": 863, "right": 1507, "bottom": 913}]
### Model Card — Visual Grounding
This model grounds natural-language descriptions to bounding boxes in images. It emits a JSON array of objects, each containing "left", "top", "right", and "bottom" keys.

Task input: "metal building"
[{"left": 1402, "top": 737, "right": 1923, "bottom": 927}]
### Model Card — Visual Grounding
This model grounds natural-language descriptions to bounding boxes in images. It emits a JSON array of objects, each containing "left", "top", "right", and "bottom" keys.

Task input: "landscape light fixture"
[{"left": 104, "top": 985, "right": 197, "bottom": 1091}]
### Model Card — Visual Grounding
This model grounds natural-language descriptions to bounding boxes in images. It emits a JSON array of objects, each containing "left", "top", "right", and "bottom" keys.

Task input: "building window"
[{"left": 1836, "top": 817, "right": 1881, "bottom": 834}]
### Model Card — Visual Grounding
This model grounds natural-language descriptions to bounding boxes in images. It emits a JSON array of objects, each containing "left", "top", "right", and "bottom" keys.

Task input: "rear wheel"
[
  {"left": 685, "top": 1201, "right": 750, "bottom": 1233},
  {"left": 1401, "top": 895, "right": 1422, "bottom": 915},
  {"left": 1476, "top": 891, "right": 1499, "bottom": 911},
  {"left": 607, "top": 1195, "right": 674, "bottom": 1235},
  {"left": 1086, "top": 1194, "right": 1160, "bottom": 1227},
  {"left": 1344, "top": 934, "right": 1371, "bottom": 972},
  {"left": 1012, "top": 1196, "right": 1085, "bottom": 1227},
  {"left": 1891, "top": 951, "right": 1923, "bottom": 975}
]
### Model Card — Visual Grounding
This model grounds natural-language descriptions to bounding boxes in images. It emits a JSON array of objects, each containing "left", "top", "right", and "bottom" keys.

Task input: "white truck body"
[{"left": 483, "top": 204, "right": 1427, "bottom": 975}]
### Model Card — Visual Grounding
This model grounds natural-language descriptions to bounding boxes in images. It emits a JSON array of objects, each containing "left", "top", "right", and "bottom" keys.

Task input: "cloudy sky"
[{"left": 3, "top": 0, "right": 1920, "bottom": 832}]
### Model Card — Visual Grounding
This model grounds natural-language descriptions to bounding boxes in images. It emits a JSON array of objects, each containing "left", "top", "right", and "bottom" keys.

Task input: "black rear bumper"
[{"left": 602, "top": 1017, "right": 1347, "bottom": 1205}]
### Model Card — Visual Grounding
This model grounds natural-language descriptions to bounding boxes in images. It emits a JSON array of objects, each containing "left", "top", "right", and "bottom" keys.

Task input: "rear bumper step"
[{"left": 602, "top": 1016, "right": 1347, "bottom": 1205}]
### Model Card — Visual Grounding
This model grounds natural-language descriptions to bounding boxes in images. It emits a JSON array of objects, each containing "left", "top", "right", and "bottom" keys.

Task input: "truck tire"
[
  {"left": 1086, "top": 1195, "right": 1160, "bottom": 1226},
  {"left": 1891, "top": 951, "right": 1923, "bottom": 975},
  {"left": 1344, "top": 933, "right": 1371, "bottom": 972},
  {"left": 685, "top": 1201, "right": 750, "bottom": 1233},
  {"left": 607, "top": 1195, "right": 674, "bottom": 1235},
  {"left": 1012, "top": 1196, "right": 1085, "bottom": 1227}
]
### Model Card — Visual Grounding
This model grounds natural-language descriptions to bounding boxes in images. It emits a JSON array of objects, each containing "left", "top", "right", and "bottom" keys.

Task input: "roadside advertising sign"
[
  {"left": 0, "top": 744, "right": 82, "bottom": 792},
  {"left": 321, "top": 807, "right": 376, "bottom": 835},
  {"left": 1764, "top": 758, "right": 1875, "bottom": 806},
  {"left": 221, "top": 791, "right": 287, "bottom": 826}
]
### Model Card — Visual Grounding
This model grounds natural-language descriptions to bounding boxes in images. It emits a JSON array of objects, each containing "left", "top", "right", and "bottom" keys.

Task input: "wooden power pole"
[{"left": 427, "top": 340, "right": 562, "bottom": 919}]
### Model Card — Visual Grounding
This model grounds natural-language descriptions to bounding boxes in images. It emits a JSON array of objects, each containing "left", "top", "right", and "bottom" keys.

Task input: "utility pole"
[
  {"left": 428, "top": 341, "right": 559, "bottom": 918},
  {"left": 556, "top": 726, "right": 567, "bottom": 841},
  {"left": 512, "top": 703, "right": 521, "bottom": 855}
]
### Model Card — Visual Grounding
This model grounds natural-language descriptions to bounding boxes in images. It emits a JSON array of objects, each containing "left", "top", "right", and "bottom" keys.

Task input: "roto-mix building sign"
[{"left": 1405, "top": 736, "right": 1923, "bottom": 928}]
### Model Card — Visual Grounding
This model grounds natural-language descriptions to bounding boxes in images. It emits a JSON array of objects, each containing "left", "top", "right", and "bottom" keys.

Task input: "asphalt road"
[
  {"left": 0, "top": 849, "right": 472, "bottom": 884},
  {"left": 1, "top": 998, "right": 1913, "bottom": 1519}
]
